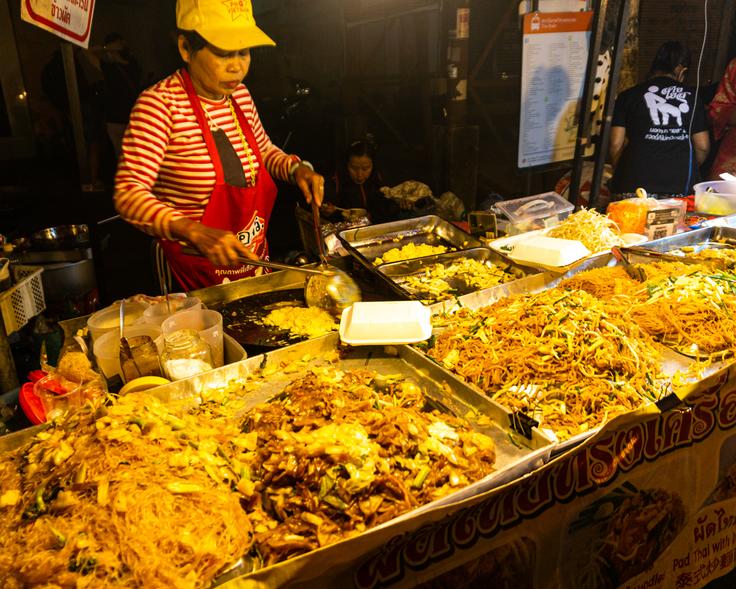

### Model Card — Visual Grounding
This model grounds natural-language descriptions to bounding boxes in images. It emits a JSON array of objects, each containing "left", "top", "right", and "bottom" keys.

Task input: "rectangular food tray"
[
  {"left": 135, "top": 333, "right": 552, "bottom": 583},
  {"left": 376, "top": 247, "right": 539, "bottom": 303},
  {"left": 337, "top": 215, "right": 481, "bottom": 269},
  {"left": 623, "top": 226, "right": 736, "bottom": 254},
  {"left": 0, "top": 333, "right": 551, "bottom": 588},
  {"left": 420, "top": 253, "right": 724, "bottom": 453}
]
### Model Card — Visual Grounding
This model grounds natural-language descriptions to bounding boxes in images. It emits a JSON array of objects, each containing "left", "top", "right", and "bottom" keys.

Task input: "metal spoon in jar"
[{"left": 119, "top": 299, "right": 139, "bottom": 374}]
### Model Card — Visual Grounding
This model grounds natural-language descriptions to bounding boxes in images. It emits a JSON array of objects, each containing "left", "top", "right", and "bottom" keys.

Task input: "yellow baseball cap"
[{"left": 176, "top": 0, "right": 276, "bottom": 51}]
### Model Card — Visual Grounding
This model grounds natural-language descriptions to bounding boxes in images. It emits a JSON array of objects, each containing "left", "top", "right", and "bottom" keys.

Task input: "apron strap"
[{"left": 179, "top": 68, "right": 225, "bottom": 184}]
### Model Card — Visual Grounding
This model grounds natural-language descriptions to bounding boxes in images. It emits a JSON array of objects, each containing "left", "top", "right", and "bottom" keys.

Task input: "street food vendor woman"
[{"left": 113, "top": 0, "right": 324, "bottom": 291}]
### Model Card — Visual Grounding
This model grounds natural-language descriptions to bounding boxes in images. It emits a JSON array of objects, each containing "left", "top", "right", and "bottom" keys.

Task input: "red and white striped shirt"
[{"left": 114, "top": 71, "right": 298, "bottom": 240}]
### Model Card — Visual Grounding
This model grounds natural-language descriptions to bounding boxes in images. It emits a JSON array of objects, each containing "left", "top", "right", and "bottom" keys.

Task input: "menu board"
[{"left": 518, "top": 11, "right": 593, "bottom": 169}]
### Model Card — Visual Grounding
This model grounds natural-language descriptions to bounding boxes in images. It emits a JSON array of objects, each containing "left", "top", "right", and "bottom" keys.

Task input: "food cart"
[{"left": 3, "top": 212, "right": 736, "bottom": 589}]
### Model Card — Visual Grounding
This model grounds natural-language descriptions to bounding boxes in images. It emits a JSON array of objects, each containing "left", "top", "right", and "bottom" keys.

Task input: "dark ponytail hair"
[{"left": 648, "top": 41, "right": 691, "bottom": 78}]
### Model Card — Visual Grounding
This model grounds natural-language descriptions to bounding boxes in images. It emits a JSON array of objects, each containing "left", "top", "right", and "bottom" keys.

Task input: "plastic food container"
[
  {"left": 33, "top": 373, "right": 106, "bottom": 421},
  {"left": 142, "top": 296, "right": 201, "bottom": 327},
  {"left": 694, "top": 181, "right": 736, "bottom": 216},
  {"left": 339, "top": 301, "right": 432, "bottom": 345},
  {"left": 493, "top": 192, "right": 573, "bottom": 235},
  {"left": 161, "top": 309, "right": 224, "bottom": 368},
  {"left": 508, "top": 236, "right": 591, "bottom": 268},
  {"left": 87, "top": 301, "right": 147, "bottom": 342}
]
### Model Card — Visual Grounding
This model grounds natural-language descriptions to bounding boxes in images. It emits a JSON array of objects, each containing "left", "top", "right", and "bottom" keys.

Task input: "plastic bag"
[
  {"left": 434, "top": 192, "right": 465, "bottom": 221},
  {"left": 380, "top": 181, "right": 433, "bottom": 204}
]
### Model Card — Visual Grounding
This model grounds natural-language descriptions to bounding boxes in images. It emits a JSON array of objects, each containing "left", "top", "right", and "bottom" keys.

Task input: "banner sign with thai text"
[{"left": 21, "top": 0, "right": 96, "bottom": 48}]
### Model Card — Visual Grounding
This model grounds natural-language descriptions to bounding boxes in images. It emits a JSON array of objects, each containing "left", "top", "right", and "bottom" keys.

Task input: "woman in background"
[{"left": 321, "top": 139, "right": 398, "bottom": 224}]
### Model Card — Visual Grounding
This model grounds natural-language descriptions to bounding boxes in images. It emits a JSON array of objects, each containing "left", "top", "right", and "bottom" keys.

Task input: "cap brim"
[{"left": 198, "top": 25, "right": 276, "bottom": 51}]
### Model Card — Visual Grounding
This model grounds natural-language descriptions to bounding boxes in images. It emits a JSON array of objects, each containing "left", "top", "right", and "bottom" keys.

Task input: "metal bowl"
[{"left": 30, "top": 224, "right": 90, "bottom": 250}]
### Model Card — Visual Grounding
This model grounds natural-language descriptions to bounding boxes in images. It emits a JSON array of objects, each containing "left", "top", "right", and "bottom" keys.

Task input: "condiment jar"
[
  {"left": 161, "top": 328, "right": 213, "bottom": 381},
  {"left": 120, "top": 335, "right": 163, "bottom": 383}
]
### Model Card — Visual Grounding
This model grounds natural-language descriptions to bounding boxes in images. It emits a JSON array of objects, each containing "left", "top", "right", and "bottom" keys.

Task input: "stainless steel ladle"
[{"left": 181, "top": 246, "right": 361, "bottom": 315}]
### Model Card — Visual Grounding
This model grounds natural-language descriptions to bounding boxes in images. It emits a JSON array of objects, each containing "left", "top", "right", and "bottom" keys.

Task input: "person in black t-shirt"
[{"left": 609, "top": 42, "right": 710, "bottom": 196}]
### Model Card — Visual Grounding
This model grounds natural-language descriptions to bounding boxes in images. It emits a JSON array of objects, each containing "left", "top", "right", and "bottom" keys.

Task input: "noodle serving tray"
[
  {"left": 0, "top": 334, "right": 550, "bottom": 589},
  {"left": 420, "top": 254, "right": 728, "bottom": 455},
  {"left": 620, "top": 225, "right": 736, "bottom": 256},
  {"left": 337, "top": 215, "right": 481, "bottom": 273},
  {"left": 376, "top": 246, "right": 539, "bottom": 304}
]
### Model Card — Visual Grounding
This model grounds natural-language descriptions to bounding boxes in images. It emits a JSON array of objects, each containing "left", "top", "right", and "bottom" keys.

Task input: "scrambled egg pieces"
[
  {"left": 374, "top": 242, "right": 449, "bottom": 265},
  {"left": 261, "top": 306, "right": 338, "bottom": 338},
  {"left": 403, "top": 257, "right": 518, "bottom": 300}
]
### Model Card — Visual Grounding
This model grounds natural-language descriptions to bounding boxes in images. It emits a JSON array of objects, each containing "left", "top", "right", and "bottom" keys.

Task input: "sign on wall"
[
  {"left": 21, "top": 0, "right": 96, "bottom": 48},
  {"left": 518, "top": 11, "right": 593, "bottom": 169}
]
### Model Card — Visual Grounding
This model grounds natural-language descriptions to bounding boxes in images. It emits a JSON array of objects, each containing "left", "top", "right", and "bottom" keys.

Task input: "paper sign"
[
  {"left": 518, "top": 11, "right": 593, "bottom": 169},
  {"left": 21, "top": 0, "right": 96, "bottom": 48}
]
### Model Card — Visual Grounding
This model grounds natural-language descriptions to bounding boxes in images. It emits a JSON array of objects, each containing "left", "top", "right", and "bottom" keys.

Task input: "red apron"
[{"left": 158, "top": 69, "right": 278, "bottom": 291}]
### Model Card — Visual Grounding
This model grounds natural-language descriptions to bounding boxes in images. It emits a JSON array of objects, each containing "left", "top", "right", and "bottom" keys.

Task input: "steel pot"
[{"left": 30, "top": 224, "right": 90, "bottom": 250}]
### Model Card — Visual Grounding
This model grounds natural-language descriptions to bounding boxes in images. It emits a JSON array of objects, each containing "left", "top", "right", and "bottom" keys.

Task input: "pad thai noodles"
[
  {"left": 234, "top": 366, "right": 497, "bottom": 565},
  {"left": 426, "top": 288, "right": 665, "bottom": 439},
  {"left": 0, "top": 394, "right": 252, "bottom": 588},
  {"left": 629, "top": 269, "right": 736, "bottom": 355},
  {"left": 0, "top": 365, "right": 497, "bottom": 582}
]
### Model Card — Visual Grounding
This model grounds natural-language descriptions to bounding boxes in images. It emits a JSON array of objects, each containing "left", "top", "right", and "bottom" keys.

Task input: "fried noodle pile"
[
  {"left": 0, "top": 366, "right": 497, "bottom": 583},
  {"left": 427, "top": 288, "right": 664, "bottom": 439}
]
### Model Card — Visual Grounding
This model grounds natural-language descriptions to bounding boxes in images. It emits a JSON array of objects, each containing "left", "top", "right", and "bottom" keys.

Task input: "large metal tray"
[
  {"left": 624, "top": 225, "right": 736, "bottom": 254},
  {"left": 377, "top": 246, "right": 538, "bottom": 303},
  {"left": 423, "top": 253, "right": 727, "bottom": 453},
  {"left": 338, "top": 215, "right": 481, "bottom": 269},
  {"left": 149, "top": 331, "right": 553, "bottom": 454},
  {"left": 0, "top": 333, "right": 551, "bottom": 582},
  {"left": 131, "top": 333, "right": 552, "bottom": 583}
]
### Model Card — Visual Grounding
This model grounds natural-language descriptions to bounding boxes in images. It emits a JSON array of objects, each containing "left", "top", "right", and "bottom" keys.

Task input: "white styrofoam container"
[
  {"left": 339, "top": 301, "right": 432, "bottom": 345},
  {"left": 507, "top": 236, "right": 591, "bottom": 268}
]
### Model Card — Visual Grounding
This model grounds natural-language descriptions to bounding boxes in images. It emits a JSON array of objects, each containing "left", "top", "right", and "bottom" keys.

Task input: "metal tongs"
[
  {"left": 623, "top": 246, "right": 705, "bottom": 265},
  {"left": 611, "top": 246, "right": 647, "bottom": 281}
]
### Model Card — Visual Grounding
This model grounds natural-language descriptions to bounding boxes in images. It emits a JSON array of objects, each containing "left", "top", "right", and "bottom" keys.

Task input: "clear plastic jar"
[{"left": 161, "top": 329, "right": 213, "bottom": 381}]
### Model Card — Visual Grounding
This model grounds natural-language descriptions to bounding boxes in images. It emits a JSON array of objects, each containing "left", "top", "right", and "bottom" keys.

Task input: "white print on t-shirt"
[{"left": 643, "top": 85, "right": 690, "bottom": 128}]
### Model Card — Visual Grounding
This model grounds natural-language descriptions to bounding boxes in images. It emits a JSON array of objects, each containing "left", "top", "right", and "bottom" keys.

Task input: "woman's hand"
[
  {"left": 170, "top": 218, "right": 257, "bottom": 266},
  {"left": 293, "top": 164, "right": 324, "bottom": 207}
]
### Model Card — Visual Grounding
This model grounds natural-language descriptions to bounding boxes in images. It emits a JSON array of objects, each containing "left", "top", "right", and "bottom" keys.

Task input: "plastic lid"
[
  {"left": 494, "top": 192, "right": 573, "bottom": 223},
  {"left": 19, "top": 382, "right": 46, "bottom": 424},
  {"left": 339, "top": 301, "right": 432, "bottom": 345}
]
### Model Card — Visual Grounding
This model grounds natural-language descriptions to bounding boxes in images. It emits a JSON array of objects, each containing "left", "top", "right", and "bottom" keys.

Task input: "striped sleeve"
[
  {"left": 237, "top": 90, "right": 300, "bottom": 183},
  {"left": 114, "top": 88, "right": 185, "bottom": 240}
]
